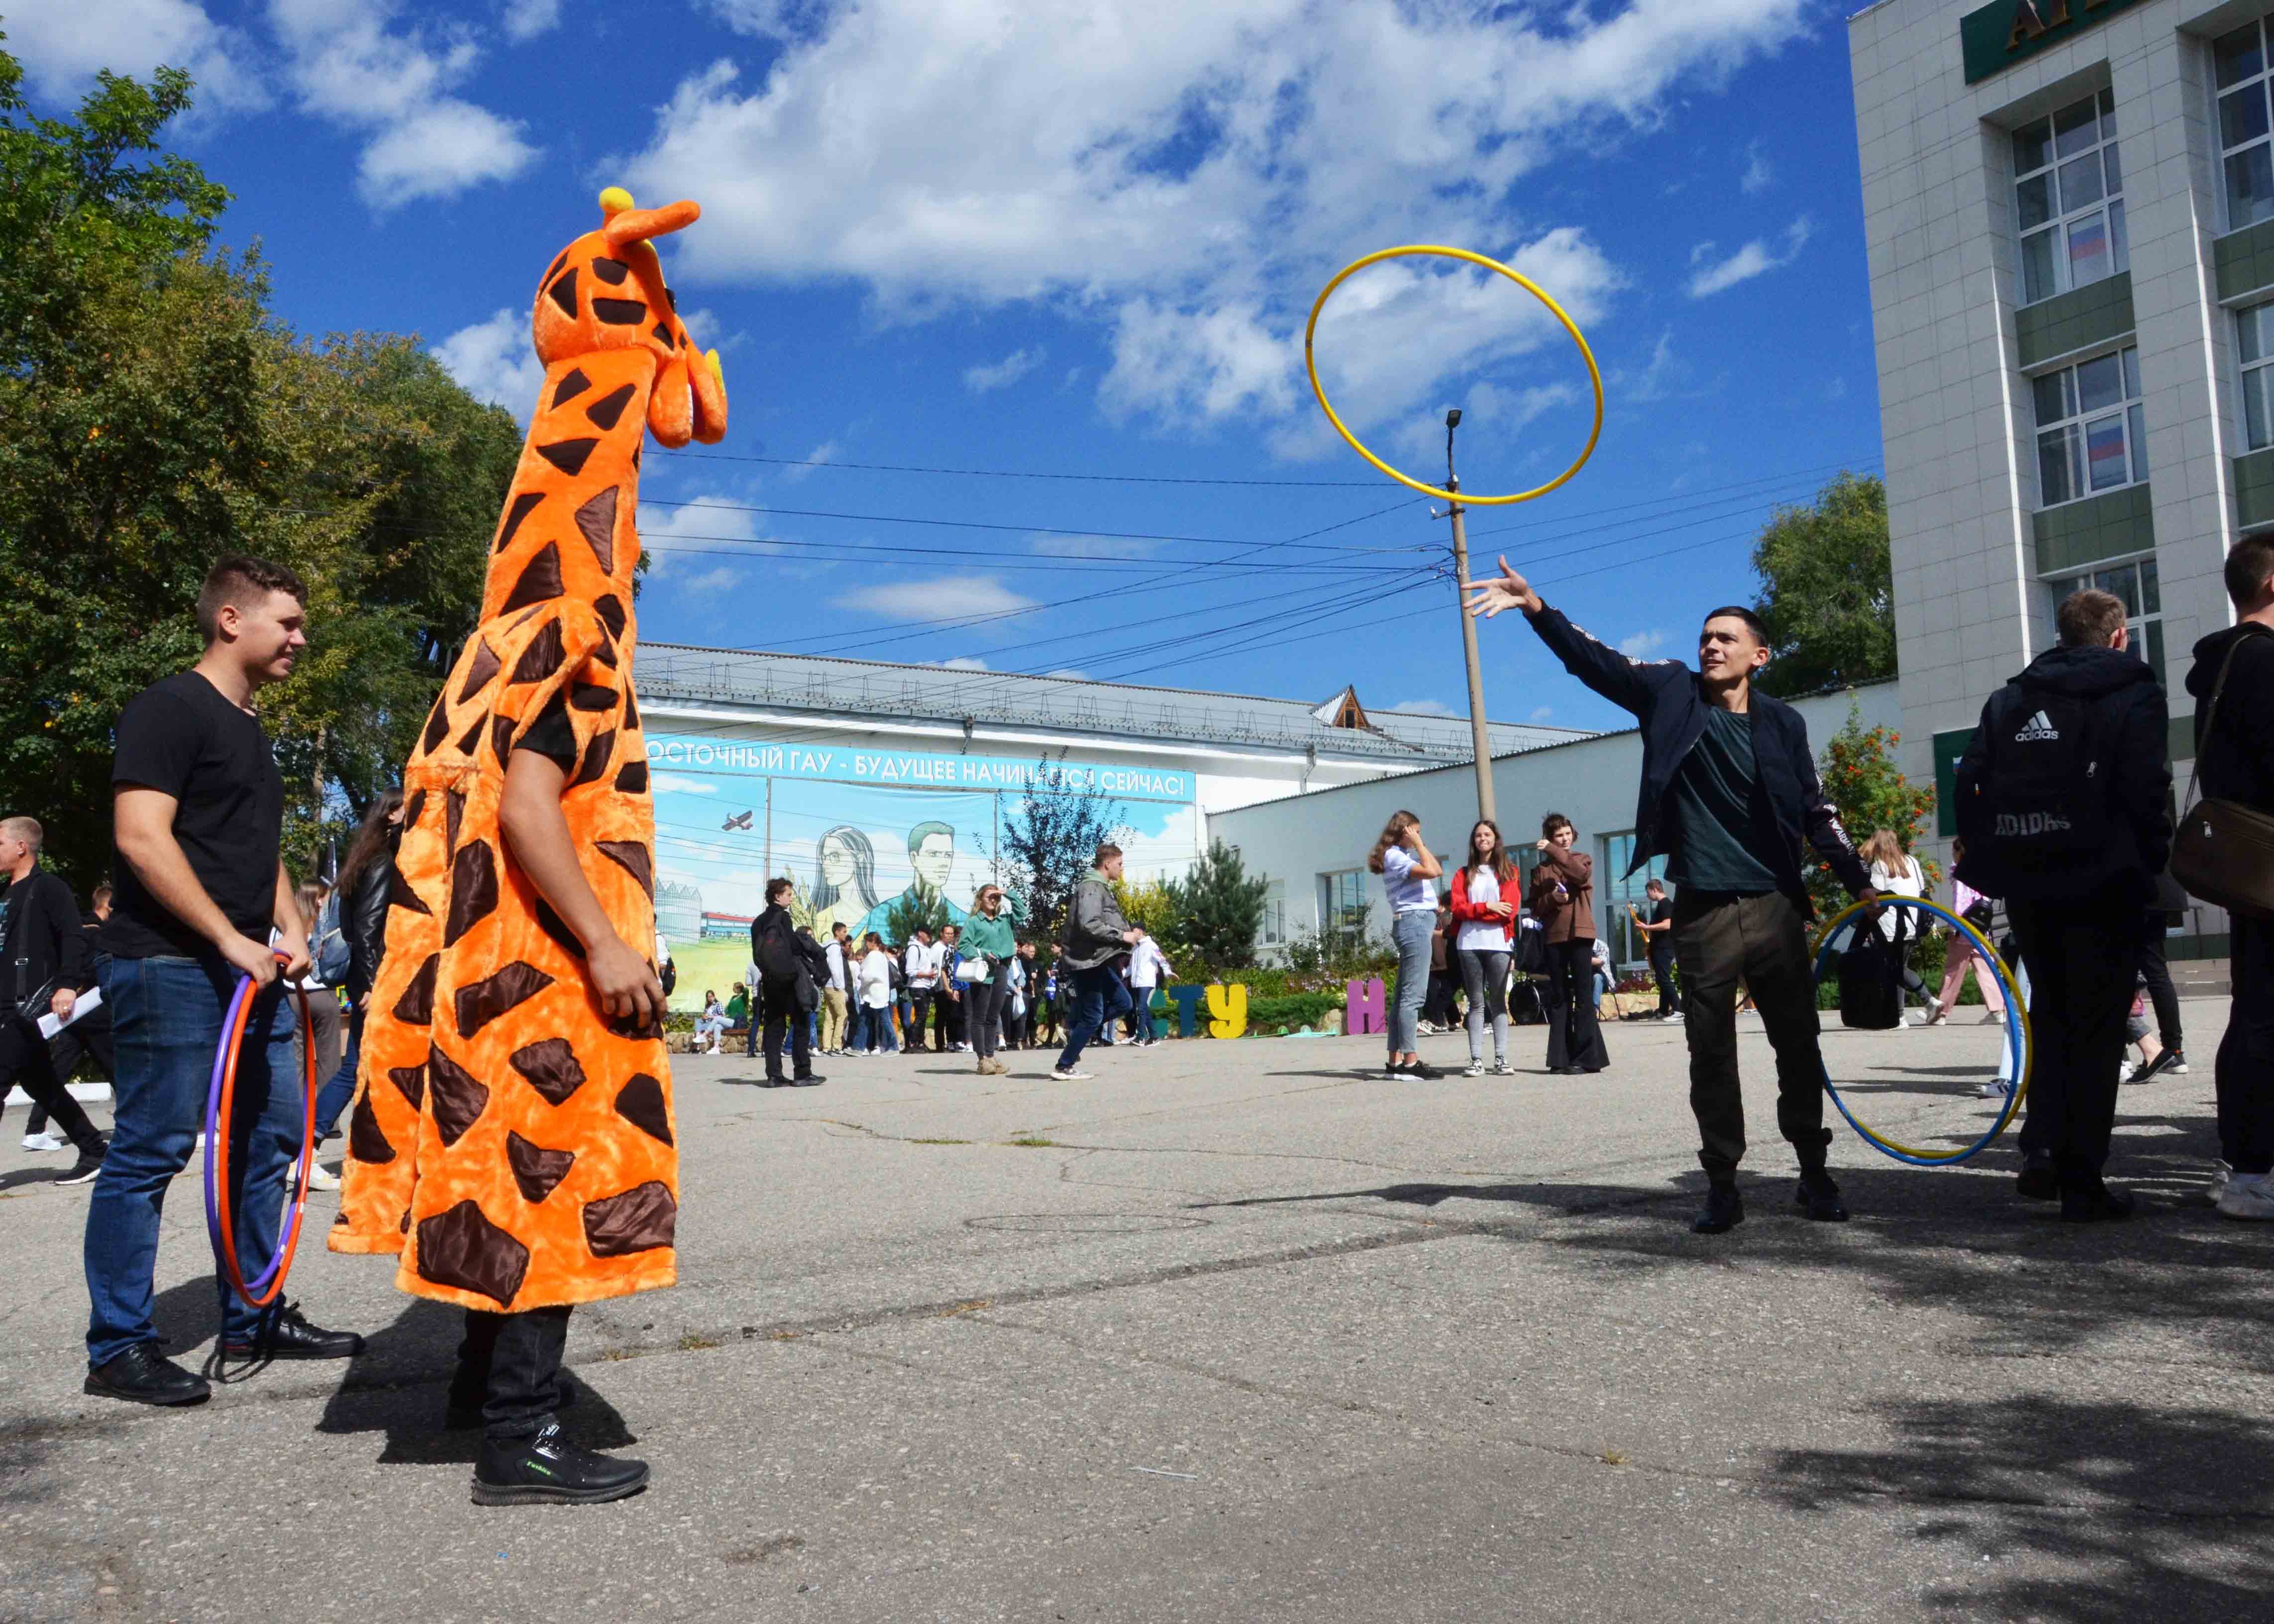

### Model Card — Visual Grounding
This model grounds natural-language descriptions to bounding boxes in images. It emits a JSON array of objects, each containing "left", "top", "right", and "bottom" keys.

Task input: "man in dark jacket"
[
  {"left": 0, "top": 816, "right": 111, "bottom": 1182},
  {"left": 749, "top": 879, "right": 827, "bottom": 1088},
  {"left": 1468, "top": 562, "right": 1878, "bottom": 1234},
  {"left": 2186, "top": 532, "right": 2274, "bottom": 1218},
  {"left": 1956, "top": 588, "right": 2171, "bottom": 1221}
]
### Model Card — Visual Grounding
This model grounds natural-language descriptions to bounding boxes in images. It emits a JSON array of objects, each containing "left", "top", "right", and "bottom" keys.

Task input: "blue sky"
[{"left": 13, "top": 0, "right": 1887, "bottom": 738}]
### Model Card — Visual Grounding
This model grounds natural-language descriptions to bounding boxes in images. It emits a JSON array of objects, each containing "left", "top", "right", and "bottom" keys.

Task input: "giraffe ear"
[
  {"left": 691, "top": 347, "right": 727, "bottom": 445},
  {"left": 645, "top": 350, "right": 696, "bottom": 448},
  {"left": 604, "top": 200, "right": 700, "bottom": 248}
]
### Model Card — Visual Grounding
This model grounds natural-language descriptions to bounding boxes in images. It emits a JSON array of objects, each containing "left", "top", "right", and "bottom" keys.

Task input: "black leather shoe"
[
  {"left": 2015, "top": 1156, "right": 2058, "bottom": 1201},
  {"left": 221, "top": 1302, "right": 365, "bottom": 1361},
  {"left": 792, "top": 1074, "right": 823, "bottom": 1087},
  {"left": 1692, "top": 1183, "right": 1744, "bottom": 1234},
  {"left": 1795, "top": 1169, "right": 1850, "bottom": 1222},
  {"left": 2060, "top": 1183, "right": 2136, "bottom": 1223},
  {"left": 472, "top": 1421, "right": 649, "bottom": 1506},
  {"left": 85, "top": 1343, "right": 210, "bottom": 1407},
  {"left": 763, "top": 1074, "right": 789, "bottom": 1088}
]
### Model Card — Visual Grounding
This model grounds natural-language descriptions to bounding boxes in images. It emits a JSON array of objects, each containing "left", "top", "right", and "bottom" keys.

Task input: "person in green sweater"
[{"left": 957, "top": 883, "right": 1019, "bottom": 1076}]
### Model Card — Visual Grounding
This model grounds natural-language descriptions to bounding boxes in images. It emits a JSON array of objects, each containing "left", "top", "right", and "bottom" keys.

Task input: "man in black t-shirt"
[
  {"left": 1634, "top": 877, "right": 1681, "bottom": 1022},
  {"left": 83, "top": 556, "right": 364, "bottom": 1410}
]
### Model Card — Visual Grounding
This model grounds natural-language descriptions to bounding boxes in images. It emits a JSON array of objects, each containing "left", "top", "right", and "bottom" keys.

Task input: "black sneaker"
[
  {"left": 2015, "top": 1155, "right": 2058, "bottom": 1201},
  {"left": 2131, "top": 1049, "right": 2180, "bottom": 1085},
  {"left": 1795, "top": 1168, "right": 1849, "bottom": 1222},
  {"left": 85, "top": 1342, "right": 210, "bottom": 1407},
  {"left": 1402, "top": 1059, "right": 1444, "bottom": 1080},
  {"left": 792, "top": 1073, "right": 824, "bottom": 1087},
  {"left": 2059, "top": 1182, "right": 2136, "bottom": 1223},
  {"left": 56, "top": 1137, "right": 108, "bottom": 1186},
  {"left": 1692, "top": 1183, "right": 1744, "bottom": 1234},
  {"left": 472, "top": 1421, "right": 649, "bottom": 1506},
  {"left": 221, "top": 1302, "right": 365, "bottom": 1361}
]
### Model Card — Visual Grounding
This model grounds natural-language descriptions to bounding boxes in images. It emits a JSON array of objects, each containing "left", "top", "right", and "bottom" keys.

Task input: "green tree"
[
  {"left": 882, "top": 881, "right": 951, "bottom": 950},
  {"left": 1166, "top": 840, "right": 1270, "bottom": 979},
  {"left": 1750, "top": 471, "right": 1895, "bottom": 698},
  {"left": 1811, "top": 702, "right": 1938, "bottom": 921},
  {"left": 997, "top": 753, "right": 1130, "bottom": 945}
]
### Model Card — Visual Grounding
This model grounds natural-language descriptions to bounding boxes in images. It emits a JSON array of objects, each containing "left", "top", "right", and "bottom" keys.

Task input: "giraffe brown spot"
[
  {"left": 445, "top": 839, "right": 499, "bottom": 947},
  {"left": 403, "top": 788, "right": 427, "bottom": 829},
  {"left": 615, "top": 1074, "right": 673, "bottom": 1145},
  {"left": 573, "top": 485, "right": 619, "bottom": 572},
  {"left": 584, "top": 1181, "right": 676, "bottom": 1257},
  {"left": 495, "top": 491, "right": 543, "bottom": 554},
  {"left": 592, "top": 297, "right": 646, "bottom": 325},
  {"left": 399, "top": 1210, "right": 411, "bottom": 1233},
  {"left": 546, "top": 268, "right": 578, "bottom": 318},
  {"left": 426, "top": 1042, "right": 490, "bottom": 1147},
  {"left": 455, "top": 960, "right": 554, "bottom": 1040},
  {"left": 416, "top": 1200, "right": 529, "bottom": 1307},
  {"left": 509, "top": 1037, "right": 587, "bottom": 1105},
  {"left": 570, "top": 681, "right": 618, "bottom": 712},
  {"left": 570, "top": 728, "right": 617, "bottom": 789},
  {"left": 511, "top": 618, "right": 566, "bottom": 683},
  {"left": 542, "top": 250, "right": 567, "bottom": 287},
  {"left": 596, "top": 840, "right": 653, "bottom": 898},
  {"left": 614, "top": 760, "right": 649, "bottom": 794},
  {"left": 534, "top": 439, "right": 600, "bottom": 478},
  {"left": 594, "top": 594, "right": 626, "bottom": 639},
  {"left": 551, "top": 367, "right": 591, "bottom": 407},
  {"left": 490, "top": 714, "right": 516, "bottom": 763},
  {"left": 606, "top": 1006, "right": 664, "bottom": 1041},
  {"left": 623, "top": 687, "right": 639, "bottom": 731},
  {"left": 454, "top": 715, "right": 485, "bottom": 758},
  {"left": 500, "top": 542, "right": 565, "bottom": 612},
  {"left": 665, "top": 286, "right": 678, "bottom": 311},
  {"left": 589, "top": 255, "right": 630, "bottom": 286},
  {"left": 393, "top": 952, "right": 439, "bottom": 1024},
  {"left": 388, "top": 867, "right": 432, "bottom": 917},
  {"left": 388, "top": 1062, "right": 426, "bottom": 1111},
  {"left": 444, "top": 787, "right": 465, "bottom": 855},
  {"left": 593, "top": 639, "right": 619, "bottom": 669},
  {"left": 651, "top": 322, "right": 674, "bottom": 345},
  {"left": 507, "top": 1132, "right": 576, "bottom": 1204},
  {"left": 419, "top": 697, "right": 450, "bottom": 756},
  {"left": 585, "top": 385, "right": 635, "bottom": 434},
  {"left": 348, "top": 1091, "right": 394, "bottom": 1165},
  {"left": 457, "top": 640, "right": 501, "bottom": 704},
  {"left": 533, "top": 896, "right": 587, "bottom": 961}
]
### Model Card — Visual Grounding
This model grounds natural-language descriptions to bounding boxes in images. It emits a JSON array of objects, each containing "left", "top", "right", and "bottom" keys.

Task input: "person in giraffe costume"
[{"left": 333, "top": 189, "right": 726, "bottom": 1506}]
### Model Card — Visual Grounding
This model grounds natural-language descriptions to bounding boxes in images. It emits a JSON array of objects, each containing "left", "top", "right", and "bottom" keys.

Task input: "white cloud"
[
  {"left": 1385, "top": 698, "right": 1457, "bottom": 716},
  {"left": 1685, "top": 216, "right": 1813, "bottom": 299},
  {"left": 1622, "top": 329, "right": 1683, "bottom": 403},
  {"left": 614, "top": 0, "right": 1808, "bottom": 441},
  {"left": 651, "top": 773, "right": 719, "bottom": 796},
  {"left": 432, "top": 308, "right": 544, "bottom": 419},
  {"left": 834, "top": 574, "right": 1036, "bottom": 621},
  {"left": 1044, "top": 667, "right": 1090, "bottom": 681},
  {"left": 267, "top": 0, "right": 539, "bottom": 208},
  {"left": 1619, "top": 629, "right": 1669, "bottom": 658},
  {"left": 5, "top": 0, "right": 268, "bottom": 111},
  {"left": 634, "top": 492, "right": 766, "bottom": 577},
  {"left": 1027, "top": 530, "right": 1158, "bottom": 559},
  {"left": 963, "top": 346, "right": 1046, "bottom": 394},
  {"left": 679, "top": 307, "right": 748, "bottom": 354},
  {"left": 781, "top": 440, "right": 837, "bottom": 481},
  {"left": 937, "top": 656, "right": 990, "bottom": 670},
  {"left": 1740, "top": 142, "right": 1773, "bottom": 194},
  {"left": 502, "top": 0, "right": 561, "bottom": 41},
  {"left": 1529, "top": 705, "right": 1554, "bottom": 723}
]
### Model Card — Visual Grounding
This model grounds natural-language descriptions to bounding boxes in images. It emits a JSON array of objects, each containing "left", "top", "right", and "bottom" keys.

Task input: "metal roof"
[{"left": 636, "top": 642, "right": 1590, "bottom": 765}]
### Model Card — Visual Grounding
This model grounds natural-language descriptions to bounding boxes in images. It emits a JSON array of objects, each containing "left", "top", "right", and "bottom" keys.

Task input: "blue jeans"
[
  {"left": 1389, "top": 909, "right": 1434, "bottom": 1056},
  {"left": 1055, "top": 963, "right": 1132, "bottom": 1070},
  {"left": 853, "top": 1004, "right": 896, "bottom": 1052},
  {"left": 1132, "top": 990, "right": 1158, "bottom": 1042},
  {"left": 312, "top": 1006, "right": 363, "bottom": 1141},
  {"left": 86, "top": 955, "right": 304, "bottom": 1366}
]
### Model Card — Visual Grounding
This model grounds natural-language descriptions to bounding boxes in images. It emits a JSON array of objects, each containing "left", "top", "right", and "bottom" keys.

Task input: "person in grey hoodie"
[{"left": 1051, "top": 842, "right": 1139, "bottom": 1080}]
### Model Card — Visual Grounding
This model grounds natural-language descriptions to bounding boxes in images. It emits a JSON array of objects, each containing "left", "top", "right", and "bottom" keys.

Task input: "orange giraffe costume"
[{"left": 331, "top": 191, "right": 726, "bottom": 1313}]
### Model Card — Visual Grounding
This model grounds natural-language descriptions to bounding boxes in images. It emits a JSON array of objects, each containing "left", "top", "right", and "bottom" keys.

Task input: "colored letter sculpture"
[
  {"left": 1346, "top": 977, "right": 1386, "bottom": 1036},
  {"left": 1166, "top": 985, "right": 1204, "bottom": 1038},
  {"left": 331, "top": 190, "right": 728, "bottom": 1315},
  {"left": 1205, "top": 983, "right": 1247, "bottom": 1040}
]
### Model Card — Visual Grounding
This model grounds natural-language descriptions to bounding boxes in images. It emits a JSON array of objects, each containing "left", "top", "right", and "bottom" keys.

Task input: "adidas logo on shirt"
[{"left": 2013, "top": 710, "right": 2060, "bottom": 742}]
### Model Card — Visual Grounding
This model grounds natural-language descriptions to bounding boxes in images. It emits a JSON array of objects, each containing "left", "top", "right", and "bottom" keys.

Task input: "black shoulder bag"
[{"left": 2171, "top": 629, "right": 2274, "bottom": 921}]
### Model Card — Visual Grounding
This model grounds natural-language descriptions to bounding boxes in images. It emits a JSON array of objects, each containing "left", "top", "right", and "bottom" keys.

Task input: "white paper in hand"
[{"left": 37, "top": 987, "right": 103, "bottom": 1040}]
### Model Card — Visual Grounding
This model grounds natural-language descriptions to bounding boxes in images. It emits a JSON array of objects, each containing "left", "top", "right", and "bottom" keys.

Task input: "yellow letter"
[{"left": 1205, "top": 983, "right": 1247, "bottom": 1040}]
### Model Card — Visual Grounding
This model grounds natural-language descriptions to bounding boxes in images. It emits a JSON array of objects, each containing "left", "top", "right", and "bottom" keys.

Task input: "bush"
[{"left": 1245, "top": 991, "right": 1341, "bottom": 1034}]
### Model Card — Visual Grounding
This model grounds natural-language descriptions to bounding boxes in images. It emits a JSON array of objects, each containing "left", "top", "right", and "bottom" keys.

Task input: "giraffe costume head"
[{"left": 331, "top": 192, "right": 725, "bottom": 1315}]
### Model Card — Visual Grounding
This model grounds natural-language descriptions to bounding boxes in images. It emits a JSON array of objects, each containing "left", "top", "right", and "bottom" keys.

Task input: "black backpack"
[
  {"left": 754, "top": 914, "right": 799, "bottom": 982},
  {"left": 1961, "top": 684, "right": 2111, "bottom": 870},
  {"left": 1837, "top": 924, "right": 1902, "bottom": 1030}
]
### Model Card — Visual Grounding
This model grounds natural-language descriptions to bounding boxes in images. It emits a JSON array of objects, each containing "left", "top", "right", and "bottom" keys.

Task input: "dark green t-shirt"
[{"left": 1665, "top": 708, "right": 1778, "bottom": 894}]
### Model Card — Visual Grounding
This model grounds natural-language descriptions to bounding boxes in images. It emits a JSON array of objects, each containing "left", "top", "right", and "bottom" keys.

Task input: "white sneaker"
[
  {"left": 1925, "top": 1010, "right": 1949, "bottom": 1027},
  {"left": 1463, "top": 1061, "right": 1485, "bottom": 1078},
  {"left": 21, "top": 1131, "right": 65, "bottom": 1152},
  {"left": 1976, "top": 1080, "right": 2009, "bottom": 1099},
  {"left": 305, "top": 1160, "right": 340, "bottom": 1191},
  {"left": 1491, "top": 1059, "right": 1514, "bottom": 1076},
  {"left": 1050, "top": 1067, "right": 1092, "bottom": 1082},
  {"left": 2211, "top": 1160, "right": 2234, "bottom": 1202},
  {"left": 2217, "top": 1170, "right": 2274, "bottom": 1219},
  {"left": 2167, "top": 1052, "right": 2190, "bottom": 1075},
  {"left": 2118, "top": 1060, "right": 2139, "bottom": 1085}
]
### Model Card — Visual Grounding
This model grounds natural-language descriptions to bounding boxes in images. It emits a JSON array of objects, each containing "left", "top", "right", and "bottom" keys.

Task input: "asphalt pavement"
[{"left": 2, "top": 1001, "right": 2268, "bottom": 1623}]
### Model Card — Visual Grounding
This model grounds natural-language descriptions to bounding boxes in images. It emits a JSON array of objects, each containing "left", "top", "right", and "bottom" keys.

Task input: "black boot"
[
  {"left": 1692, "top": 1181, "right": 1744, "bottom": 1234},
  {"left": 220, "top": 1301, "right": 364, "bottom": 1360},
  {"left": 472, "top": 1421, "right": 649, "bottom": 1506},
  {"left": 2015, "top": 1153, "right": 2058, "bottom": 1201},
  {"left": 1794, "top": 1166, "right": 1850, "bottom": 1222},
  {"left": 84, "top": 1343, "right": 210, "bottom": 1407}
]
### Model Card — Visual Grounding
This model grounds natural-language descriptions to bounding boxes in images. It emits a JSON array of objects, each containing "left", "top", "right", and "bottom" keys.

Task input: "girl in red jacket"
[{"left": 1447, "top": 819, "right": 1520, "bottom": 1077}]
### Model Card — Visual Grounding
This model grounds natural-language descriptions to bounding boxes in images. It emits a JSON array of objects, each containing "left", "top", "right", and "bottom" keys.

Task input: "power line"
[
  {"left": 657, "top": 448, "right": 1384, "bottom": 487},
  {"left": 635, "top": 497, "right": 1412, "bottom": 554}
]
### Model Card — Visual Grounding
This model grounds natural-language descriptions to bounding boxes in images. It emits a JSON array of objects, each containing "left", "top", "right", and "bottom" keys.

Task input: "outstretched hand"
[{"left": 1462, "top": 555, "right": 1542, "bottom": 620}]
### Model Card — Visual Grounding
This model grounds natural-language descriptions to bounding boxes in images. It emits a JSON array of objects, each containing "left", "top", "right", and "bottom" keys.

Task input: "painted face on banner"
[{"left": 913, "top": 831, "right": 955, "bottom": 889}]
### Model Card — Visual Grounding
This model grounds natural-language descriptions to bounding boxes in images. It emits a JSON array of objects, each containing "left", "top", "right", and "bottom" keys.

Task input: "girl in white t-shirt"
[
  {"left": 1446, "top": 819, "right": 1519, "bottom": 1077},
  {"left": 1863, "top": 829, "right": 1934, "bottom": 1021},
  {"left": 1368, "top": 810, "right": 1444, "bottom": 1079}
]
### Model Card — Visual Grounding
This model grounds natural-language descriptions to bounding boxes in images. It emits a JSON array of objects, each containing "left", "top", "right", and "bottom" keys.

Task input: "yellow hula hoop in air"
[
  {"left": 1811, "top": 896, "right": 2034, "bottom": 1166},
  {"left": 1303, "top": 245, "right": 1605, "bottom": 506}
]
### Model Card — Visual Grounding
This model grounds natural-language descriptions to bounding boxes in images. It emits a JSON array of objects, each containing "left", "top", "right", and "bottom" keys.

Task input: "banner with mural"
[{"left": 641, "top": 731, "right": 1201, "bottom": 1009}]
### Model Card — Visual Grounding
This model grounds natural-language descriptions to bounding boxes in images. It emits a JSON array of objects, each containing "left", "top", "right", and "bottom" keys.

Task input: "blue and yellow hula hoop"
[{"left": 1812, "top": 895, "right": 2031, "bottom": 1166}]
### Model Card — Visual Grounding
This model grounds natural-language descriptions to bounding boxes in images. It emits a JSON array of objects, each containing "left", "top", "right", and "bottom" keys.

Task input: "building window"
[
  {"left": 2032, "top": 346, "right": 2146, "bottom": 507},
  {"left": 2047, "top": 557, "right": 2164, "bottom": 685},
  {"left": 2218, "top": 22, "right": 2274, "bottom": 233},
  {"left": 1596, "top": 832, "right": 1667, "bottom": 969},
  {"left": 1319, "top": 869, "right": 1368, "bottom": 945},
  {"left": 2013, "top": 89, "right": 2125, "bottom": 305},
  {"left": 2240, "top": 301, "right": 2274, "bottom": 449},
  {"left": 1260, "top": 879, "right": 1286, "bottom": 947}
]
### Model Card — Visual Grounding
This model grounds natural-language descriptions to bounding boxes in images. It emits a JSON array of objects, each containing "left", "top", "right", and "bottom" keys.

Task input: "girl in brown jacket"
[{"left": 1533, "top": 813, "right": 1609, "bottom": 1074}]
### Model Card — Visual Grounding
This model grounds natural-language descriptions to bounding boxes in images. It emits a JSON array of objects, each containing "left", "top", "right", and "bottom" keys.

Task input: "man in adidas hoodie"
[
  {"left": 2185, "top": 532, "right": 2274, "bottom": 1219},
  {"left": 1955, "top": 588, "right": 2171, "bottom": 1221}
]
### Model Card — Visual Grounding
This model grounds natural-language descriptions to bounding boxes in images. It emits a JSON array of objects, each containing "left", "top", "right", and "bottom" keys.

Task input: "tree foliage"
[
  {"left": 0, "top": 45, "right": 520, "bottom": 892},
  {"left": 1751, "top": 471, "right": 1895, "bottom": 698},
  {"left": 1165, "top": 839, "right": 1270, "bottom": 980},
  {"left": 996, "top": 754, "right": 1129, "bottom": 945},
  {"left": 883, "top": 881, "right": 951, "bottom": 950},
  {"left": 1811, "top": 702, "right": 1938, "bottom": 920}
]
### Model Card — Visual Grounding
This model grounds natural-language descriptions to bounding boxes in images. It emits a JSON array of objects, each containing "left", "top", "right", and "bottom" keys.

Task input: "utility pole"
[{"left": 1442, "top": 409, "right": 1497, "bottom": 824}]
